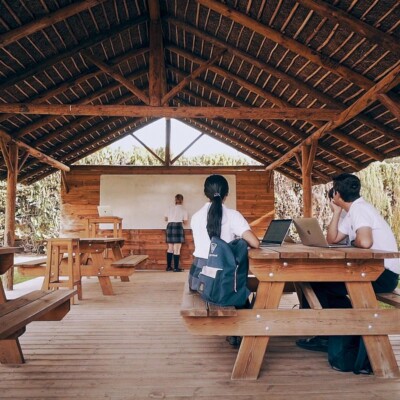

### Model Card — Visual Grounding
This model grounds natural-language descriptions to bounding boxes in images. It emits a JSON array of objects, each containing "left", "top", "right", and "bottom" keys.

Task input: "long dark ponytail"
[{"left": 204, "top": 175, "right": 229, "bottom": 239}]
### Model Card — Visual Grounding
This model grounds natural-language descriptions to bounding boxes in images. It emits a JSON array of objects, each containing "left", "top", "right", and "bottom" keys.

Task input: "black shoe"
[
  {"left": 173, "top": 268, "right": 184, "bottom": 272},
  {"left": 166, "top": 267, "right": 173, "bottom": 271},
  {"left": 296, "top": 336, "right": 328, "bottom": 352},
  {"left": 226, "top": 336, "right": 242, "bottom": 348}
]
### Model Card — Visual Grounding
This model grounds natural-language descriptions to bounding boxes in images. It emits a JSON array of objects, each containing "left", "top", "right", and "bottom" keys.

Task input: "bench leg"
[
  {"left": 0, "top": 339, "right": 25, "bottom": 364},
  {"left": 120, "top": 276, "right": 130, "bottom": 282}
]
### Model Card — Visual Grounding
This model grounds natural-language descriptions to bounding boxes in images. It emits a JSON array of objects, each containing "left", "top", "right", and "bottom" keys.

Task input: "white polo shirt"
[
  {"left": 338, "top": 197, "right": 400, "bottom": 274},
  {"left": 165, "top": 205, "right": 188, "bottom": 223},
  {"left": 190, "top": 202, "right": 251, "bottom": 259}
]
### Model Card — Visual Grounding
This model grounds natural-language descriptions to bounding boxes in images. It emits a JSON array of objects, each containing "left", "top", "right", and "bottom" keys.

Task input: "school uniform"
[{"left": 165, "top": 204, "right": 188, "bottom": 244}]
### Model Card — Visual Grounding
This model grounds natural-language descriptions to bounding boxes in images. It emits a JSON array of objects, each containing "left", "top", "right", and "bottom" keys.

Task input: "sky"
[{"left": 109, "top": 118, "right": 256, "bottom": 161}]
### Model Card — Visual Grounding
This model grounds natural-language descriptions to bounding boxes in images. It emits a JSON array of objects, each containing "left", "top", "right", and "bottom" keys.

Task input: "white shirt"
[
  {"left": 190, "top": 202, "right": 251, "bottom": 259},
  {"left": 165, "top": 205, "right": 188, "bottom": 223},
  {"left": 339, "top": 197, "right": 399, "bottom": 274}
]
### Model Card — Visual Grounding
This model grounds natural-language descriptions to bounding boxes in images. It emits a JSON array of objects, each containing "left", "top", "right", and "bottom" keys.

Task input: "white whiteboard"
[{"left": 100, "top": 174, "right": 237, "bottom": 229}]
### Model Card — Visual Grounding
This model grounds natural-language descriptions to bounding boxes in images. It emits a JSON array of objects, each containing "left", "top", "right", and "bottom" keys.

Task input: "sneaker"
[
  {"left": 296, "top": 336, "right": 328, "bottom": 352},
  {"left": 173, "top": 268, "right": 184, "bottom": 272},
  {"left": 166, "top": 267, "right": 173, "bottom": 271}
]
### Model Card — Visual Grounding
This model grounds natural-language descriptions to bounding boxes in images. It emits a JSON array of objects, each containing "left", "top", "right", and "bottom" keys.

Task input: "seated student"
[
  {"left": 190, "top": 174, "right": 259, "bottom": 346},
  {"left": 297, "top": 173, "right": 400, "bottom": 352}
]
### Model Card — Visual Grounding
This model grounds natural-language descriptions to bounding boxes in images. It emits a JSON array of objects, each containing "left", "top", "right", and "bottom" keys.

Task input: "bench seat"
[
  {"left": 0, "top": 289, "right": 76, "bottom": 364},
  {"left": 180, "top": 280, "right": 237, "bottom": 317},
  {"left": 376, "top": 288, "right": 400, "bottom": 308},
  {"left": 111, "top": 254, "right": 148, "bottom": 267}
]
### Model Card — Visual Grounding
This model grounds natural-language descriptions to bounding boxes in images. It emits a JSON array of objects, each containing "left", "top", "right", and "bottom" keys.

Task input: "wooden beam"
[
  {"left": 197, "top": 0, "right": 373, "bottom": 90},
  {"left": 0, "top": 128, "right": 70, "bottom": 172},
  {"left": 83, "top": 53, "right": 149, "bottom": 105},
  {"left": 0, "top": 15, "right": 148, "bottom": 93},
  {"left": 148, "top": 0, "right": 167, "bottom": 106},
  {"left": 167, "top": 18, "right": 396, "bottom": 155},
  {"left": 296, "top": 0, "right": 400, "bottom": 55},
  {"left": 0, "top": 103, "right": 340, "bottom": 120},
  {"left": 168, "top": 45, "right": 387, "bottom": 159},
  {"left": 3, "top": 142, "right": 18, "bottom": 290},
  {"left": 178, "top": 88, "right": 343, "bottom": 177},
  {"left": 165, "top": 118, "right": 171, "bottom": 166},
  {"left": 302, "top": 143, "right": 316, "bottom": 217},
  {"left": 0, "top": 0, "right": 106, "bottom": 49},
  {"left": 171, "top": 132, "right": 205, "bottom": 164},
  {"left": 161, "top": 48, "right": 226, "bottom": 105},
  {"left": 130, "top": 133, "right": 165, "bottom": 164},
  {"left": 266, "top": 64, "right": 400, "bottom": 171},
  {"left": 377, "top": 94, "right": 400, "bottom": 121}
]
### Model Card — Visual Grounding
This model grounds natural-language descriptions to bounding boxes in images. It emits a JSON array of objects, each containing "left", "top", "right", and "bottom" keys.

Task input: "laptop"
[
  {"left": 259, "top": 219, "right": 292, "bottom": 247},
  {"left": 97, "top": 205, "right": 113, "bottom": 217},
  {"left": 293, "top": 218, "right": 351, "bottom": 248}
]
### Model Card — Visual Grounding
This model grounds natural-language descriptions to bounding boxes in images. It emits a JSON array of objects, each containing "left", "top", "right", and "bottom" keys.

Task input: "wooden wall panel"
[{"left": 60, "top": 166, "right": 274, "bottom": 270}]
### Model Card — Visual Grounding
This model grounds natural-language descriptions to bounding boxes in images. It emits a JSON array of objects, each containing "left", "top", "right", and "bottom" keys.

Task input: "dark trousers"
[{"left": 303, "top": 269, "right": 399, "bottom": 309}]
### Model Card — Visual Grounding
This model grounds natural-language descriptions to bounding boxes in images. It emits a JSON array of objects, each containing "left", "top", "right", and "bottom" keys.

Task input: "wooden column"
[
  {"left": 301, "top": 142, "right": 317, "bottom": 217},
  {"left": 165, "top": 118, "right": 171, "bottom": 166},
  {"left": 2, "top": 142, "right": 18, "bottom": 290}
]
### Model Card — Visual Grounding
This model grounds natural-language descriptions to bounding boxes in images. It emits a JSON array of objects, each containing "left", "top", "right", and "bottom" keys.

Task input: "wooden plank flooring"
[{"left": 1, "top": 272, "right": 399, "bottom": 399}]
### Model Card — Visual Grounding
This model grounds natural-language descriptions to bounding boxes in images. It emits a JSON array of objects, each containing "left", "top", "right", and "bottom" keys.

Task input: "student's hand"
[{"left": 329, "top": 199, "right": 342, "bottom": 214}]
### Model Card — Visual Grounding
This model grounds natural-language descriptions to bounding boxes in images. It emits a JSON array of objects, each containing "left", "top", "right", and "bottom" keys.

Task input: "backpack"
[
  {"left": 197, "top": 236, "right": 250, "bottom": 307},
  {"left": 328, "top": 335, "right": 372, "bottom": 375}
]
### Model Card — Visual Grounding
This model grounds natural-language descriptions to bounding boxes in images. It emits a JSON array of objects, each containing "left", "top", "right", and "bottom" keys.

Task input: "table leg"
[
  {"left": 231, "top": 281, "right": 284, "bottom": 380},
  {"left": 346, "top": 281, "right": 400, "bottom": 378},
  {"left": 90, "top": 252, "right": 114, "bottom": 296}
]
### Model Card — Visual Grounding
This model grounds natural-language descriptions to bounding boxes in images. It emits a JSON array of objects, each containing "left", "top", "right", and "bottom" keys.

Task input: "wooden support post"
[
  {"left": 3, "top": 143, "right": 18, "bottom": 290},
  {"left": 301, "top": 142, "right": 316, "bottom": 217},
  {"left": 165, "top": 118, "right": 171, "bottom": 166}
]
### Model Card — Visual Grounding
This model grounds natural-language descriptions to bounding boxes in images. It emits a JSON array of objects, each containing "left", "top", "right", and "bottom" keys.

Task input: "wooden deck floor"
[{"left": 1, "top": 272, "right": 399, "bottom": 399}]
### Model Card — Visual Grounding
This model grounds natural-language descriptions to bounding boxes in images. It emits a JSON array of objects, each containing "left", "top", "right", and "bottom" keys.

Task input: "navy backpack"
[{"left": 196, "top": 236, "right": 250, "bottom": 307}]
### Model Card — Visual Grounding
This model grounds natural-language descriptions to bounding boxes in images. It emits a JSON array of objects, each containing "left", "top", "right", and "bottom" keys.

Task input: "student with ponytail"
[{"left": 190, "top": 174, "right": 259, "bottom": 273}]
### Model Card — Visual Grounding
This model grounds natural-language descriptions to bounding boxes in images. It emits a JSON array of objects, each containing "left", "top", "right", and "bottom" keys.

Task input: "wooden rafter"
[
  {"left": 0, "top": 15, "right": 148, "bottom": 93},
  {"left": 266, "top": 64, "right": 400, "bottom": 171},
  {"left": 296, "top": 0, "right": 400, "bottom": 55},
  {"left": 377, "top": 94, "right": 400, "bottom": 121},
  {"left": 197, "top": 0, "right": 374, "bottom": 90},
  {"left": 168, "top": 45, "right": 390, "bottom": 159},
  {"left": 177, "top": 88, "right": 345, "bottom": 176},
  {"left": 83, "top": 53, "right": 150, "bottom": 105},
  {"left": 0, "top": 128, "right": 70, "bottom": 172},
  {"left": 161, "top": 48, "right": 226, "bottom": 105},
  {"left": 167, "top": 18, "right": 397, "bottom": 155},
  {"left": 0, "top": 0, "right": 106, "bottom": 49}
]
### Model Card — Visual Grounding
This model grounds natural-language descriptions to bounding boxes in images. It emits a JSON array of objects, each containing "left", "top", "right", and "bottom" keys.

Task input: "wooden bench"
[
  {"left": 180, "top": 280, "right": 237, "bottom": 317},
  {"left": 0, "top": 289, "right": 76, "bottom": 364},
  {"left": 376, "top": 288, "right": 400, "bottom": 308},
  {"left": 111, "top": 254, "right": 149, "bottom": 268}
]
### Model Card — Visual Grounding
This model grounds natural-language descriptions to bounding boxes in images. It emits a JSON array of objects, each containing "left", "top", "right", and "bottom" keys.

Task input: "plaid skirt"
[{"left": 166, "top": 222, "right": 185, "bottom": 243}]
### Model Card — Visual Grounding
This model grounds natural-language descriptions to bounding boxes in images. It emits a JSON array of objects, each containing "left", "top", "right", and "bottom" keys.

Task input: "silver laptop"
[
  {"left": 259, "top": 219, "right": 292, "bottom": 247},
  {"left": 97, "top": 205, "right": 113, "bottom": 217},
  {"left": 293, "top": 218, "right": 350, "bottom": 248}
]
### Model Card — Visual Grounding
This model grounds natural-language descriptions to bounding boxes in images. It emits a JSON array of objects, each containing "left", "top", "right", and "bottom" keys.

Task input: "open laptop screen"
[{"left": 261, "top": 219, "right": 292, "bottom": 245}]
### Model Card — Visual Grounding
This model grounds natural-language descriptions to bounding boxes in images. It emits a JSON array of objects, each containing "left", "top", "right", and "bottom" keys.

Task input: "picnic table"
[
  {"left": 15, "top": 238, "right": 148, "bottom": 296},
  {"left": 182, "top": 244, "right": 400, "bottom": 380}
]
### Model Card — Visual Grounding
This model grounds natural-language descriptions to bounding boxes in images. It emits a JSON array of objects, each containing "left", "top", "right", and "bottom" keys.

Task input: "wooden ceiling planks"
[{"left": 0, "top": 0, "right": 398, "bottom": 185}]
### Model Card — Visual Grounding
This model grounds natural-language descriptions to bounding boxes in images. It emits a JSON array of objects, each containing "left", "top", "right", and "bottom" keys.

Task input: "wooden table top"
[
  {"left": 249, "top": 243, "right": 400, "bottom": 260},
  {"left": 0, "top": 246, "right": 23, "bottom": 255}
]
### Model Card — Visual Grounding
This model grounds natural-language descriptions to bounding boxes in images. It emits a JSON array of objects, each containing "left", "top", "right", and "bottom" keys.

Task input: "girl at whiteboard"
[{"left": 164, "top": 194, "right": 188, "bottom": 272}]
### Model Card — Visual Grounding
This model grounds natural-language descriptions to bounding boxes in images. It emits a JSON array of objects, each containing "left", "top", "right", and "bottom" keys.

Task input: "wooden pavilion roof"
[{"left": 0, "top": 0, "right": 399, "bottom": 185}]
